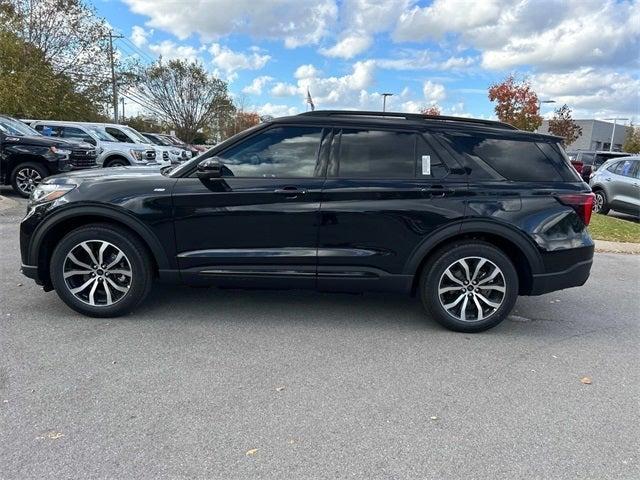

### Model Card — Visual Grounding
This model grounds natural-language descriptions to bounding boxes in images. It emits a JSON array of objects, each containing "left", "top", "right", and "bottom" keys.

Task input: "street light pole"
[
  {"left": 604, "top": 118, "right": 629, "bottom": 152},
  {"left": 381, "top": 93, "right": 393, "bottom": 112}
]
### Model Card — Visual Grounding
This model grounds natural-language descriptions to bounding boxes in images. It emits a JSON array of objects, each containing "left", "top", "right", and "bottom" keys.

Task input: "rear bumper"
[{"left": 528, "top": 246, "right": 594, "bottom": 295}]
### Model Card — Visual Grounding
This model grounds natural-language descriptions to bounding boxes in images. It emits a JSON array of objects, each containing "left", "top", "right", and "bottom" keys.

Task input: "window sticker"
[{"left": 422, "top": 155, "right": 431, "bottom": 175}]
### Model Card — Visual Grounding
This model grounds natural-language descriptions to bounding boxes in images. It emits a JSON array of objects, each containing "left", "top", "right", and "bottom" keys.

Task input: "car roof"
[
  {"left": 567, "top": 150, "right": 631, "bottom": 155},
  {"left": 271, "top": 110, "right": 561, "bottom": 142}
]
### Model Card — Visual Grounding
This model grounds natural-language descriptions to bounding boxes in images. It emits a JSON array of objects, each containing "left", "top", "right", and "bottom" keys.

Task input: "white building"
[{"left": 537, "top": 119, "right": 632, "bottom": 151}]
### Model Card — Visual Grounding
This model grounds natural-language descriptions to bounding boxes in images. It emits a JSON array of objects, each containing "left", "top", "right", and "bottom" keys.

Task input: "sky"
[{"left": 94, "top": 0, "right": 640, "bottom": 122}]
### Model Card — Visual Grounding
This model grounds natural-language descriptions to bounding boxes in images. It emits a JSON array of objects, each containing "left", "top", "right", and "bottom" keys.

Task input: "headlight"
[
  {"left": 30, "top": 183, "right": 77, "bottom": 205},
  {"left": 130, "top": 149, "right": 144, "bottom": 161},
  {"left": 50, "top": 146, "right": 72, "bottom": 156}
]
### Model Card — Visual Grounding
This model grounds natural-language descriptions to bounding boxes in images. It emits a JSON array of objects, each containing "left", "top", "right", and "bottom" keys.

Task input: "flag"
[{"left": 306, "top": 88, "right": 315, "bottom": 111}]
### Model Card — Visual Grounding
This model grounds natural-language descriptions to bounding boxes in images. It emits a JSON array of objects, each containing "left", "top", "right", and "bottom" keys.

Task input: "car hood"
[
  {"left": 3, "top": 135, "right": 91, "bottom": 149},
  {"left": 45, "top": 165, "right": 166, "bottom": 184}
]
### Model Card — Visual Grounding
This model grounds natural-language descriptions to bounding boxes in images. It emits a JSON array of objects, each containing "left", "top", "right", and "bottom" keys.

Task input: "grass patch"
[{"left": 588, "top": 214, "right": 640, "bottom": 243}]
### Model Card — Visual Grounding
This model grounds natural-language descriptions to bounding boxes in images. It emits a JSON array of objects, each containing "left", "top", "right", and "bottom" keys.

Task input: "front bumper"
[{"left": 528, "top": 245, "right": 594, "bottom": 295}]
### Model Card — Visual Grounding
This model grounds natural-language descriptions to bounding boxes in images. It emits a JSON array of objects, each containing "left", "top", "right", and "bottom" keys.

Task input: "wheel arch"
[
  {"left": 102, "top": 153, "right": 131, "bottom": 167},
  {"left": 405, "top": 220, "right": 543, "bottom": 296},
  {"left": 8, "top": 154, "right": 50, "bottom": 178},
  {"left": 29, "top": 206, "right": 171, "bottom": 287}
]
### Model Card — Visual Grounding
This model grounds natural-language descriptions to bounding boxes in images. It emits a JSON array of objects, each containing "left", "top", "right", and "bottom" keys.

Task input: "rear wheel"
[
  {"left": 11, "top": 162, "right": 48, "bottom": 197},
  {"left": 419, "top": 241, "right": 519, "bottom": 332},
  {"left": 592, "top": 189, "right": 610, "bottom": 215},
  {"left": 50, "top": 224, "right": 153, "bottom": 317}
]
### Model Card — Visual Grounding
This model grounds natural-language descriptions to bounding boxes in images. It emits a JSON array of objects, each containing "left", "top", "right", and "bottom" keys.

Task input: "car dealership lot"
[{"left": 1, "top": 194, "right": 638, "bottom": 480}]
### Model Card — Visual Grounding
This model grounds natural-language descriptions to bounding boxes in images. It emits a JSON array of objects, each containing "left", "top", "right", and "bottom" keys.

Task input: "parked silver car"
[{"left": 589, "top": 155, "right": 640, "bottom": 216}]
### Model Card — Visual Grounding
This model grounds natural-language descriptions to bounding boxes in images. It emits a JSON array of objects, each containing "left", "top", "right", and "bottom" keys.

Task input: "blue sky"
[{"left": 95, "top": 0, "right": 639, "bottom": 121}]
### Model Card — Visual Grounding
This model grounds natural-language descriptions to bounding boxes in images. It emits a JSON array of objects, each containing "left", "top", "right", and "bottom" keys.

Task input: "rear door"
[
  {"left": 609, "top": 159, "right": 640, "bottom": 212},
  {"left": 172, "top": 124, "right": 328, "bottom": 288},
  {"left": 317, "top": 127, "right": 467, "bottom": 292}
]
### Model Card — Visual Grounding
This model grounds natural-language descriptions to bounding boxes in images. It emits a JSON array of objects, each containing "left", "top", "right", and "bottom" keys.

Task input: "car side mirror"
[{"left": 197, "top": 157, "right": 223, "bottom": 179}]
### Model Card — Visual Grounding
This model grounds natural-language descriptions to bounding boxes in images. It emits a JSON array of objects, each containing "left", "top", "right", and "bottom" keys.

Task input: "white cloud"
[
  {"left": 423, "top": 81, "right": 446, "bottom": 104},
  {"left": 242, "top": 76, "right": 273, "bottom": 95},
  {"left": 131, "top": 25, "right": 151, "bottom": 48},
  {"left": 532, "top": 68, "right": 640, "bottom": 118},
  {"left": 319, "top": 32, "right": 372, "bottom": 59},
  {"left": 294, "top": 64, "right": 321, "bottom": 79},
  {"left": 393, "top": 0, "right": 639, "bottom": 72},
  {"left": 375, "top": 51, "right": 477, "bottom": 71},
  {"left": 123, "top": 0, "right": 337, "bottom": 48},
  {"left": 209, "top": 43, "right": 270, "bottom": 80},
  {"left": 271, "top": 82, "right": 299, "bottom": 97},
  {"left": 255, "top": 103, "right": 299, "bottom": 118},
  {"left": 148, "top": 41, "right": 200, "bottom": 62}
]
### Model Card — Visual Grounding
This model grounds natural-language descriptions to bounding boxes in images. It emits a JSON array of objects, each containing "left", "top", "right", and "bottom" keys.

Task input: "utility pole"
[
  {"left": 120, "top": 97, "right": 125, "bottom": 123},
  {"left": 604, "top": 117, "right": 629, "bottom": 151},
  {"left": 108, "top": 32, "right": 124, "bottom": 123},
  {"left": 381, "top": 93, "right": 393, "bottom": 112}
]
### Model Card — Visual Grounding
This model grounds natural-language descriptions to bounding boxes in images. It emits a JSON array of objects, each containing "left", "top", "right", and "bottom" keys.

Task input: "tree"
[
  {"left": 488, "top": 75, "right": 542, "bottom": 131},
  {"left": 547, "top": 104, "right": 582, "bottom": 147},
  {"left": 125, "top": 115, "right": 165, "bottom": 134},
  {"left": 3, "top": 0, "right": 118, "bottom": 108},
  {"left": 0, "top": 29, "right": 105, "bottom": 120},
  {"left": 222, "top": 111, "right": 261, "bottom": 139},
  {"left": 135, "top": 59, "right": 235, "bottom": 143},
  {"left": 421, "top": 105, "right": 441, "bottom": 116},
  {"left": 623, "top": 124, "right": 640, "bottom": 153}
]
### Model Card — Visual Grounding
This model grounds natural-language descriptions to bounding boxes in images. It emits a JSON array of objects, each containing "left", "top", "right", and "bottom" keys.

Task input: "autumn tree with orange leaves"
[
  {"left": 488, "top": 75, "right": 542, "bottom": 131},
  {"left": 421, "top": 105, "right": 441, "bottom": 116},
  {"left": 548, "top": 104, "right": 582, "bottom": 147}
]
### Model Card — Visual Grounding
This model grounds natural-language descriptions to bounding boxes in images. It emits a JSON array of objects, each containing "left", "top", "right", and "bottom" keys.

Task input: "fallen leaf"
[
  {"left": 37, "top": 431, "right": 64, "bottom": 440},
  {"left": 245, "top": 448, "right": 258, "bottom": 456},
  {"left": 275, "top": 386, "right": 285, "bottom": 392},
  {"left": 430, "top": 416, "right": 438, "bottom": 420},
  {"left": 17, "top": 283, "right": 23, "bottom": 287},
  {"left": 580, "top": 377, "right": 592, "bottom": 385}
]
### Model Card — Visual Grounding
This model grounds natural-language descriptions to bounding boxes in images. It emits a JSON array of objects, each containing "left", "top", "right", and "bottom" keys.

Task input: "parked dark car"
[
  {"left": 20, "top": 111, "right": 594, "bottom": 332},
  {"left": 0, "top": 115, "right": 98, "bottom": 197},
  {"left": 566, "top": 150, "right": 631, "bottom": 183}
]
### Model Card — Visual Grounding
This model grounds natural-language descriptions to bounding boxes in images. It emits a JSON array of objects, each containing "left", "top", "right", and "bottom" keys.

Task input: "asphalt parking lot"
[{"left": 1, "top": 192, "right": 639, "bottom": 480}]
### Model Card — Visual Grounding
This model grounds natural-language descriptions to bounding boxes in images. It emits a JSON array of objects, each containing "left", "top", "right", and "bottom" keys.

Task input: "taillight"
[{"left": 556, "top": 193, "right": 595, "bottom": 226}]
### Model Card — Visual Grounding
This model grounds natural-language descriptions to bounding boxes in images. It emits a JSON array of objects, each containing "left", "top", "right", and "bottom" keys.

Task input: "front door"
[
  {"left": 317, "top": 127, "right": 468, "bottom": 292},
  {"left": 172, "top": 125, "right": 328, "bottom": 289}
]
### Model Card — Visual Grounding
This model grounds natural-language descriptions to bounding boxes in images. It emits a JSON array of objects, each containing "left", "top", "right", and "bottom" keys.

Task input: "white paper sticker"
[{"left": 422, "top": 155, "right": 431, "bottom": 175}]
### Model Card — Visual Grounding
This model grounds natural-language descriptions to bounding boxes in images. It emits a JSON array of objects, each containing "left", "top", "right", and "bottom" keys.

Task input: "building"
[{"left": 537, "top": 119, "right": 632, "bottom": 151}]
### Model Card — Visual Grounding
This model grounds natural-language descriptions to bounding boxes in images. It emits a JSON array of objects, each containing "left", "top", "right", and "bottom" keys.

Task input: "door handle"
[
  {"left": 421, "top": 186, "right": 453, "bottom": 198},
  {"left": 274, "top": 187, "right": 307, "bottom": 197}
]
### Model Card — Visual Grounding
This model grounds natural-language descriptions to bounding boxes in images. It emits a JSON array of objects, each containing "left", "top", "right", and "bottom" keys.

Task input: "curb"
[
  {"left": 0, "top": 195, "right": 19, "bottom": 212},
  {"left": 594, "top": 239, "right": 640, "bottom": 255}
]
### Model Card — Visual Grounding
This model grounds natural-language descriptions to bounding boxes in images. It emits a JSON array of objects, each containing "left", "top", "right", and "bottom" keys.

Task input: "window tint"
[
  {"left": 607, "top": 162, "right": 620, "bottom": 173},
  {"left": 219, "top": 126, "right": 323, "bottom": 177},
  {"left": 62, "top": 127, "right": 92, "bottom": 142},
  {"left": 35, "top": 125, "right": 61, "bottom": 137},
  {"left": 634, "top": 161, "right": 640, "bottom": 179},
  {"left": 337, "top": 129, "right": 415, "bottom": 178},
  {"left": 615, "top": 159, "right": 635, "bottom": 177},
  {"left": 417, "top": 135, "right": 448, "bottom": 178},
  {"left": 105, "top": 127, "right": 132, "bottom": 143},
  {"left": 445, "top": 134, "right": 563, "bottom": 181}
]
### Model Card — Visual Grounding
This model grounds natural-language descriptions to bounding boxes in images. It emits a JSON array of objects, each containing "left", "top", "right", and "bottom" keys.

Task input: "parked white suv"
[{"left": 31, "top": 121, "right": 160, "bottom": 168}]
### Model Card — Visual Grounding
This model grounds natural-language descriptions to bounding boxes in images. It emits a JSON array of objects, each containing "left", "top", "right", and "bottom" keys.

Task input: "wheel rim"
[
  {"left": 15, "top": 168, "right": 42, "bottom": 194},
  {"left": 63, "top": 240, "right": 132, "bottom": 306},
  {"left": 593, "top": 193, "right": 604, "bottom": 212},
  {"left": 437, "top": 256, "right": 506, "bottom": 322}
]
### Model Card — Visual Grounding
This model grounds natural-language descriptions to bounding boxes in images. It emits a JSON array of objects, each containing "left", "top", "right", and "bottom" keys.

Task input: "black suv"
[
  {"left": 0, "top": 115, "right": 98, "bottom": 197},
  {"left": 19, "top": 111, "right": 595, "bottom": 332}
]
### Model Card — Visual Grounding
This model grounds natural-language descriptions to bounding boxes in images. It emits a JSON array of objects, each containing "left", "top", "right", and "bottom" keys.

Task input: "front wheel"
[
  {"left": 420, "top": 241, "right": 519, "bottom": 332},
  {"left": 104, "top": 157, "right": 129, "bottom": 168},
  {"left": 11, "top": 162, "right": 48, "bottom": 198},
  {"left": 50, "top": 224, "right": 153, "bottom": 317}
]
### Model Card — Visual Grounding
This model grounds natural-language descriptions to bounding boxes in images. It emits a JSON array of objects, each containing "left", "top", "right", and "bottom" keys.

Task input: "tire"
[
  {"left": 11, "top": 162, "right": 48, "bottom": 198},
  {"left": 592, "top": 189, "right": 610, "bottom": 215},
  {"left": 104, "top": 157, "right": 129, "bottom": 168},
  {"left": 50, "top": 223, "right": 153, "bottom": 317},
  {"left": 419, "top": 241, "right": 519, "bottom": 332}
]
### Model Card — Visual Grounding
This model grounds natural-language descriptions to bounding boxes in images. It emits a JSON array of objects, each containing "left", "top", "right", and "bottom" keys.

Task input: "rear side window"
[
  {"left": 444, "top": 134, "right": 566, "bottom": 181},
  {"left": 336, "top": 129, "right": 415, "bottom": 178},
  {"left": 615, "top": 159, "right": 635, "bottom": 177}
]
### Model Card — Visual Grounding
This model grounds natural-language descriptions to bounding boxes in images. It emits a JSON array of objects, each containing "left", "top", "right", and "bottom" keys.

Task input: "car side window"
[
  {"left": 62, "top": 127, "right": 93, "bottom": 143},
  {"left": 35, "top": 124, "right": 62, "bottom": 137},
  {"left": 417, "top": 135, "right": 448, "bottom": 179},
  {"left": 218, "top": 126, "right": 324, "bottom": 178},
  {"left": 105, "top": 127, "right": 131, "bottom": 143},
  {"left": 617, "top": 159, "right": 635, "bottom": 177},
  {"left": 633, "top": 161, "right": 640, "bottom": 179},
  {"left": 335, "top": 129, "right": 415, "bottom": 178},
  {"left": 607, "top": 162, "right": 620, "bottom": 173}
]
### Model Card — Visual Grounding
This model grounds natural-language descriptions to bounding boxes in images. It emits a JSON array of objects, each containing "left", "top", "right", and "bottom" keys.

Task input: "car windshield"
[
  {"left": 165, "top": 135, "right": 185, "bottom": 146},
  {"left": 147, "top": 134, "right": 172, "bottom": 146},
  {"left": 0, "top": 117, "right": 41, "bottom": 136},
  {"left": 87, "top": 127, "right": 118, "bottom": 142},
  {"left": 122, "top": 126, "right": 150, "bottom": 144}
]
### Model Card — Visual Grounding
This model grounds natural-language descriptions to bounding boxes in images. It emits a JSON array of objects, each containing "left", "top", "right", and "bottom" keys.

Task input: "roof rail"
[{"left": 298, "top": 110, "right": 518, "bottom": 130}]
